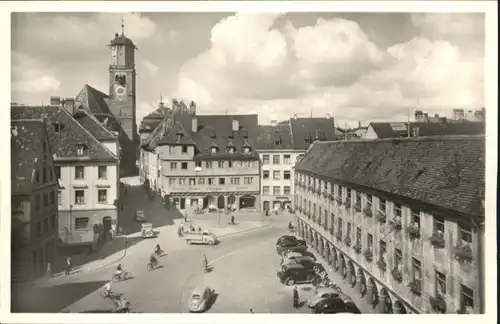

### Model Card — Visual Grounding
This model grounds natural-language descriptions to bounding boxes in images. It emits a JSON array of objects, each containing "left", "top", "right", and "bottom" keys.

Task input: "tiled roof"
[
  {"left": 109, "top": 33, "right": 136, "bottom": 47},
  {"left": 295, "top": 136, "right": 485, "bottom": 218},
  {"left": 144, "top": 111, "right": 260, "bottom": 161},
  {"left": 254, "top": 124, "right": 294, "bottom": 150},
  {"left": 76, "top": 84, "right": 113, "bottom": 116},
  {"left": 139, "top": 108, "right": 168, "bottom": 133},
  {"left": 369, "top": 121, "right": 485, "bottom": 139},
  {"left": 11, "top": 105, "right": 118, "bottom": 162},
  {"left": 74, "top": 110, "right": 117, "bottom": 141},
  {"left": 11, "top": 120, "right": 47, "bottom": 194},
  {"left": 285, "top": 117, "right": 341, "bottom": 150}
]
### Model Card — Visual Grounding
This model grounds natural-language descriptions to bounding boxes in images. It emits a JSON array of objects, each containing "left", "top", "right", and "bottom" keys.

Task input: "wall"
[
  {"left": 102, "top": 139, "right": 118, "bottom": 156},
  {"left": 364, "top": 125, "right": 379, "bottom": 139},
  {"left": 295, "top": 172, "right": 481, "bottom": 313}
]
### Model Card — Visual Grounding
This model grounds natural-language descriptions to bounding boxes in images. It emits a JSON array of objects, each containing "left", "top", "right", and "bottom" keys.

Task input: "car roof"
[
  {"left": 316, "top": 287, "right": 339, "bottom": 295},
  {"left": 283, "top": 263, "right": 305, "bottom": 269},
  {"left": 295, "top": 256, "right": 313, "bottom": 262},
  {"left": 192, "top": 286, "right": 209, "bottom": 295},
  {"left": 285, "top": 252, "right": 304, "bottom": 257}
]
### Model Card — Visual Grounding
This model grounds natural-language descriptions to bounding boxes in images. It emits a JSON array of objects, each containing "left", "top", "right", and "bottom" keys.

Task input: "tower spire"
[{"left": 121, "top": 16, "right": 125, "bottom": 35}]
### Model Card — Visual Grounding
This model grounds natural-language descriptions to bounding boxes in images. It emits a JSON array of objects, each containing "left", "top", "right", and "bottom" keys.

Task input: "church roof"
[
  {"left": 76, "top": 84, "right": 113, "bottom": 116},
  {"left": 109, "top": 32, "right": 136, "bottom": 48}
]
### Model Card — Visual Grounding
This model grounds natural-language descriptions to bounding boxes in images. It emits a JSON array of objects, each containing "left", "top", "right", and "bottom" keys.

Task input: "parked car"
[
  {"left": 277, "top": 263, "right": 318, "bottom": 286},
  {"left": 277, "top": 240, "right": 307, "bottom": 254},
  {"left": 279, "top": 244, "right": 308, "bottom": 256},
  {"left": 310, "top": 297, "right": 361, "bottom": 314},
  {"left": 307, "top": 287, "right": 341, "bottom": 308},
  {"left": 188, "top": 286, "right": 216, "bottom": 312},
  {"left": 276, "top": 235, "right": 298, "bottom": 245},
  {"left": 283, "top": 257, "right": 326, "bottom": 275},
  {"left": 281, "top": 251, "right": 307, "bottom": 264},
  {"left": 184, "top": 231, "right": 218, "bottom": 245}
]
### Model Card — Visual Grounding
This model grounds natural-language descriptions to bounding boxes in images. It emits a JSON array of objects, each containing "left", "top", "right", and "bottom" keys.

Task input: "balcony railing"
[
  {"left": 407, "top": 222, "right": 420, "bottom": 240},
  {"left": 344, "top": 198, "right": 351, "bottom": 209},
  {"left": 335, "top": 196, "right": 343, "bottom": 205},
  {"left": 408, "top": 279, "right": 422, "bottom": 295},
  {"left": 364, "top": 206, "right": 373, "bottom": 217},
  {"left": 389, "top": 218, "right": 402, "bottom": 230},
  {"left": 354, "top": 202, "right": 362, "bottom": 212},
  {"left": 454, "top": 242, "right": 473, "bottom": 262},
  {"left": 376, "top": 211, "right": 386, "bottom": 223},
  {"left": 429, "top": 232, "right": 445, "bottom": 248}
]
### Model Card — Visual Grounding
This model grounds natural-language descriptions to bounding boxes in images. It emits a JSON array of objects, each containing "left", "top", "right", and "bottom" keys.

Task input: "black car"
[
  {"left": 284, "top": 256, "right": 326, "bottom": 275},
  {"left": 277, "top": 263, "right": 318, "bottom": 286},
  {"left": 277, "top": 240, "right": 307, "bottom": 254},
  {"left": 276, "top": 235, "right": 297, "bottom": 245},
  {"left": 311, "top": 297, "right": 362, "bottom": 314},
  {"left": 279, "top": 244, "right": 308, "bottom": 256}
]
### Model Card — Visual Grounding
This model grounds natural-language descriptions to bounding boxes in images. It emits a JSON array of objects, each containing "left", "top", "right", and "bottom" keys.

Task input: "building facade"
[
  {"left": 11, "top": 104, "right": 120, "bottom": 252},
  {"left": 11, "top": 120, "right": 59, "bottom": 281},
  {"left": 255, "top": 117, "right": 341, "bottom": 212},
  {"left": 293, "top": 136, "right": 484, "bottom": 314},
  {"left": 140, "top": 102, "right": 261, "bottom": 212}
]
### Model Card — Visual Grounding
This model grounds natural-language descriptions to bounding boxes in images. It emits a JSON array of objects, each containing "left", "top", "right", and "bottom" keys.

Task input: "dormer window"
[
  {"left": 54, "top": 122, "right": 63, "bottom": 133},
  {"left": 211, "top": 147, "right": 217, "bottom": 154},
  {"left": 243, "top": 145, "right": 252, "bottom": 154},
  {"left": 210, "top": 131, "right": 216, "bottom": 139},
  {"left": 176, "top": 131, "right": 183, "bottom": 142},
  {"left": 76, "top": 144, "right": 88, "bottom": 156}
]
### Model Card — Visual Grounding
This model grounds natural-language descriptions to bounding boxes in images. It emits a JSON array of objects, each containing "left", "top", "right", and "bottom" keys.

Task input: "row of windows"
[
  {"left": 55, "top": 166, "right": 108, "bottom": 180},
  {"left": 34, "top": 191, "right": 57, "bottom": 211},
  {"left": 169, "top": 160, "right": 257, "bottom": 170},
  {"left": 263, "top": 186, "right": 291, "bottom": 196},
  {"left": 166, "top": 144, "right": 253, "bottom": 155},
  {"left": 34, "top": 213, "right": 57, "bottom": 237},
  {"left": 58, "top": 189, "right": 109, "bottom": 205},
  {"left": 263, "top": 170, "right": 291, "bottom": 180},
  {"left": 34, "top": 166, "right": 54, "bottom": 185},
  {"left": 262, "top": 154, "right": 292, "bottom": 165},
  {"left": 168, "top": 176, "right": 255, "bottom": 186}
]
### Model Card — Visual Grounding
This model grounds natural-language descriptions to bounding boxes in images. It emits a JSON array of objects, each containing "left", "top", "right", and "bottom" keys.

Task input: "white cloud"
[
  {"left": 11, "top": 52, "right": 61, "bottom": 94},
  {"left": 411, "top": 13, "right": 484, "bottom": 37},
  {"left": 173, "top": 13, "right": 484, "bottom": 124},
  {"left": 142, "top": 60, "right": 160, "bottom": 74},
  {"left": 12, "top": 75, "right": 61, "bottom": 94}
]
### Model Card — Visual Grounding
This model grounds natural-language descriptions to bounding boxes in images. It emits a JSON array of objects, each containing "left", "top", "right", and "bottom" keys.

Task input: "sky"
[{"left": 11, "top": 11, "right": 485, "bottom": 127}]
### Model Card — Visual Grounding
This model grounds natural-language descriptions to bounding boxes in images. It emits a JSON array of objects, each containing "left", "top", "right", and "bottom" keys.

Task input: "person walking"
[
  {"left": 292, "top": 285, "right": 299, "bottom": 308},
  {"left": 45, "top": 262, "right": 52, "bottom": 278},
  {"left": 65, "top": 256, "right": 72, "bottom": 276}
]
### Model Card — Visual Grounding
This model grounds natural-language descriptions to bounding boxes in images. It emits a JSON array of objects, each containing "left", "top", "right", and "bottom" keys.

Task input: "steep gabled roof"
[
  {"left": 76, "top": 84, "right": 113, "bottom": 116},
  {"left": 285, "top": 117, "right": 340, "bottom": 150},
  {"left": 74, "top": 110, "right": 117, "bottom": 141},
  {"left": 157, "top": 121, "right": 196, "bottom": 146},
  {"left": 140, "top": 108, "right": 169, "bottom": 133},
  {"left": 295, "top": 136, "right": 485, "bottom": 218},
  {"left": 11, "top": 120, "right": 47, "bottom": 194},
  {"left": 254, "top": 123, "right": 294, "bottom": 150},
  {"left": 11, "top": 105, "right": 118, "bottom": 162}
]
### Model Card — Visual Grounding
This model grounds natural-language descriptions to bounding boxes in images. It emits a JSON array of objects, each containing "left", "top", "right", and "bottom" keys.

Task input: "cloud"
[
  {"left": 142, "top": 60, "right": 160, "bottom": 74},
  {"left": 11, "top": 52, "right": 61, "bottom": 94},
  {"left": 411, "top": 13, "right": 484, "bottom": 37},
  {"left": 172, "top": 13, "right": 484, "bottom": 124}
]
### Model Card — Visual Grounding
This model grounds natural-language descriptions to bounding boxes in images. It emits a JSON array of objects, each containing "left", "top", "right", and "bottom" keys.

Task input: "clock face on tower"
[{"left": 114, "top": 84, "right": 126, "bottom": 101}]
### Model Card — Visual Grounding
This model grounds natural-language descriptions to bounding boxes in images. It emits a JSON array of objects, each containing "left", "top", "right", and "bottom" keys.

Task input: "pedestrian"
[
  {"left": 177, "top": 226, "right": 183, "bottom": 237},
  {"left": 231, "top": 215, "right": 235, "bottom": 225},
  {"left": 249, "top": 308, "right": 254, "bottom": 313},
  {"left": 292, "top": 285, "right": 299, "bottom": 308},
  {"left": 65, "top": 256, "right": 72, "bottom": 276},
  {"left": 198, "top": 226, "right": 202, "bottom": 232},
  {"left": 184, "top": 212, "right": 188, "bottom": 223},
  {"left": 45, "top": 262, "right": 52, "bottom": 278}
]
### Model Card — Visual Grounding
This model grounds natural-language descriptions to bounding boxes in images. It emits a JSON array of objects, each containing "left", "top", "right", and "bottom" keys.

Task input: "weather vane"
[{"left": 121, "top": 16, "right": 125, "bottom": 35}]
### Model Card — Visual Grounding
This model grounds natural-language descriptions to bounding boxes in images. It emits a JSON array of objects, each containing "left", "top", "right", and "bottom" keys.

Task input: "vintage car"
[
  {"left": 276, "top": 263, "right": 318, "bottom": 286},
  {"left": 135, "top": 210, "right": 146, "bottom": 222},
  {"left": 184, "top": 231, "right": 218, "bottom": 245},
  {"left": 281, "top": 251, "right": 313, "bottom": 264},
  {"left": 307, "top": 287, "right": 341, "bottom": 308},
  {"left": 188, "top": 285, "right": 216, "bottom": 313},
  {"left": 310, "top": 297, "right": 361, "bottom": 314},
  {"left": 141, "top": 223, "right": 156, "bottom": 238},
  {"left": 282, "top": 256, "right": 326, "bottom": 275}
]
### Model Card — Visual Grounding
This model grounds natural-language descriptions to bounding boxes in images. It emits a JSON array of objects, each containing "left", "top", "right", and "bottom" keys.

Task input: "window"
[
  {"left": 170, "top": 162, "right": 177, "bottom": 169},
  {"left": 75, "top": 166, "right": 85, "bottom": 179},
  {"left": 75, "top": 190, "right": 85, "bottom": 204},
  {"left": 460, "top": 285, "right": 474, "bottom": 313},
  {"left": 355, "top": 191, "right": 361, "bottom": 204},
  {"left": 228, "top": 161, "right": 233, "bottom": 168},
  {"left": 284, "top": 171, "right": 291, "bottom": 180},
  {"left": 198, "top": 178, "right": 205, "bottom": 185},
  {"left": 394, "top": 203, "right": 402, "bottom": 217},
  {"left": 76, "top": 144, "right": 86, "bottom": 156},
  {"left": 182, "top": 145, "right": 188, "bottom": 153},
  {"left": 231, "top": 177, "right": 240, "bottom": 185},
  {"left": 219, "top": 178, "right": 225, "bottom": 185},
  {"left": 394, "top": 249, "right": 402, "bottom": 269},
  {"left": 205, "top": 161, "right": 212, "bottom": 168},
  {"left": 179, "top": 178, "right": 186, "bottom": 185},
  {"left": 43, "top": 218, "right": 48, "bottom": 234},
  {"left": 367, "top": 233, "right": 373, "bottom": 250},
  {"left": 157, "top": 170, "right": 160, "bottom": 178},
  {"left": 347, "top": 222, "right": 352, "bottom": 235},
  {"left": 54, "top": 122, "right": 61, "bottom": 133},
  {"left": 55, "top": 166, "right": 61, "bottom": 179},
  {"left": 273, "top": 186, "right": 281, "bottom": 195},
  {"left": 218, "top": 161, "right": 224, "bottom": 168},
  {"left": 379, "top": 199, "right": 386, "bottom": 212},
  {"left": 379, "top": 240, "right": 386, "bottom": 254},
  {"left": 411, "top": 210, "right": 420, "bottom": 228},
  {"left": 356, "top": 227, "right": 362, "bottom": 244},
  {"left": 337, "top": 185, "right": 342, "bottom": 198},
  {"left": 435, "top": 271, "right": 446, "bottom": 295},
  {"left": 35, "top": 195, "right": 41, "bottom": 210},
  {"left": 273, "top": 155, "right": 280, "bottom": 164},
  {"left": 169, "top": 178, "right": 176, "bottom": 185},
  {"left": 195, "top": 161, "right": 202, "bottom": 168},
  {"left": 459, "top": 224, "right": 473, "bottom": 244},
  {"left": 208, "top": 178, "right": 215, "bottom": 185},
  {"left": 243, "top": 147, "right": 251, "bottom": 154},
  {"left": 211, "top": 147, "right": 217, "bottom": 154},
  {"left": 412, "top": 258, "right": 421, "bottom": 280},
  {"left": 263, "top": 171, "right": 270, "bottom": 180},
  {"left": 75, "top": 217, "right": 90, "bottom": 230},
  {"left": 244, "top": 177, "right": 253, "bottom": 184},
  {"left": 98, "top": 166, "right": 107, "bottom": 179},
  {"left": 347, "top": 189, "right": 352, "bottom": 201},
  {"left": 263, "top": 155, "right": 270, "bottom": 164},
  {"left": 43, "top": 193, "right": 49, "bottom": 207},
  {"left": 169, "top": 146, "right": 175, "bottom": 153},
  {"left": 57, "top": 191, "right": 62, "bottom": 205},
  {"left": 366, "top": 194, "right": 372, "bottom": 208},
  {"left": 49, "top": 169, "right": 53, "bottom": 181},
  {"left": 51, "top": 213, "right": 56, "bottom": 230},
  {"left": 181, "top": 162, "right": 188, "bottom": 170},
  {"left": 263, "top": 186, "right": 270, "bottom": 195},
  {"left": 433, "top": 215, "right": 445, "bottom": 234},
  {"left": 284, "top": 155, "right": 291, "bottom": 164},
  {"left": 284, "top": 186, "right": 291, "bottom": 195},
  {"left": 49, "top": 191, "right": 55, "bottom": 205},
  {"left": 338, "top": 218, "right": 343, "bottom": 236},
  {"left": 97, "top": 189, "right": 108, "bottom": 203},
  {"left": 189, "top": 178, "right": 196, "bottom": 186},
  {"left": 35, "top": 171, "right": 40, "bottom": 184},
  {"left": 42, "top": 168, "right": 47, "bottom": 183},
  {"left": 36, "top": 222, "right": 42, "bottom": 236},
  {"left": 273, "top": 171, "right": 281, "bottom": 180}
]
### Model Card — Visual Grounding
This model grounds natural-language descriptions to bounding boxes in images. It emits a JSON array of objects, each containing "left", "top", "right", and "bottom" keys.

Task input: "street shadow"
[
  {"left": 204, "top": 266, "right": 214, "bottom": 273},
  {"left": 11, "top": 280, "right": 108, "bottom": 313},
  {"left": 117, "top": 184, "right": 184, "bottom": 236},
  {"left": 51, "top": 235, "right": 143, "bottom": 274}
]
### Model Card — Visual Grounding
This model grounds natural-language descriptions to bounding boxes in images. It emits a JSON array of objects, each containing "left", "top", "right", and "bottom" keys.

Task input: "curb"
[{"left": 217, "top": 220, "right": 273, "bottom": 238}]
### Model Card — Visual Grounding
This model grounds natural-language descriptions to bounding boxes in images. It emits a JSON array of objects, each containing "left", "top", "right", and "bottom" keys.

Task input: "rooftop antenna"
[
  {"left": 121, "top": 16, "right": 125, "bottom": 35},
  {"left": 160, "top": 93, "right": 163, "bottom": 103},
  {"left": 310, "top": 110, "right": 313, "bottom": 118}
]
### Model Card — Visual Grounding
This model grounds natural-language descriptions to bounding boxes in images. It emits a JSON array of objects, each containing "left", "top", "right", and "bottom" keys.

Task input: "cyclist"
[
  {"left": 115, "top": 264, "right": 125, "bottom": 279},
  {"left": 116, "top": 295, "right": 130, "bottom": 313},
  {"left": 103, "top": 281, "right": 112, "bottom": 298},
  {"left": 202, "top": 253, "right": 208, "bottom": 271},
  {"left": 150, "top": 253, "right": 158, "bottom": 268},
  {"left": 154, "top": 243, "right": 162, "bottom": 256}
]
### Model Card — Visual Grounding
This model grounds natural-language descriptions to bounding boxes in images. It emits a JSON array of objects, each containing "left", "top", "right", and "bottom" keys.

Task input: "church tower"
[{"left": 108, "top": 19, "right": 137, "bottom": 147}]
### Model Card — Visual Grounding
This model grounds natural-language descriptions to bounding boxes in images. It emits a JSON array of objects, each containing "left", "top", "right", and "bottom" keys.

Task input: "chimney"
[
  {"left": 159, "top": 101, "right": 164, "bottom": 110},
  {"left": 358, "top": 121, "right": 361, "bottom": 128},
  {"left": 232, "top": 119, "right": 239, "bottom": 132},
  {"left": 189, "top": 101, "right": 197, "bottom": 116},
  {"left": 434, "top": 114, "right": 439, "bottom": 118},
  {"left": 315, "top": 129, "right": 320, "bottom": 139},
  {"left": 326, "top": 113, "right": 331, "bottom": 119},
  {"left": 50, "top": 96, "right": 61, "bottom": 106},
  {"left": 64, "top": 98, "right": 75, "bottom": 116},
  {"left": 192, "top": 116, "right": 198, "bottom": 133},
  {"left": 293, "top": 114, "right": 298, "bottom": 119},
  {"left": 270, "top": 120, "right": 277, "bottom": 126}
]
